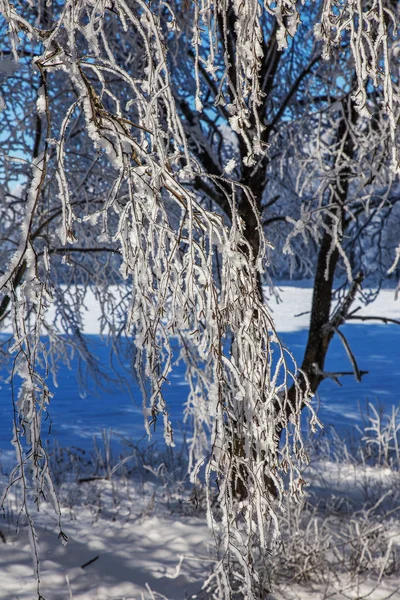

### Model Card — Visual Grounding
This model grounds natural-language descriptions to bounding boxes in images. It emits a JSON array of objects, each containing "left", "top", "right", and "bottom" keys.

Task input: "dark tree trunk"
[{"left": 285, "top": 97, "right": 359, "bottom": 415}]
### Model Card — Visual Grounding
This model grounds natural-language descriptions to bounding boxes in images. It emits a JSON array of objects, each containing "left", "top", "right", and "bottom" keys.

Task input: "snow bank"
[{"left": 1, "top": 284, "right": 397, "bottom": 336}]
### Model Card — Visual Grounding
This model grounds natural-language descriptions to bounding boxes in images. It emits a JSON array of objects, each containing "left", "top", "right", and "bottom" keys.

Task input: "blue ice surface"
[
  {"left": 0, "top": 335, "right": 191, "bottom": 457},
  {"left": 0, "top": 324, "right": 399, "bottom": 456},
  {"left": 281, "top": 325, "right": 400, "bottom": 433}
]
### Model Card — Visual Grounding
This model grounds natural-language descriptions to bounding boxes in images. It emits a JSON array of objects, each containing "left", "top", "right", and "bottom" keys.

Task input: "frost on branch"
[
  {"left": 0, "top": 0, "right": 398, "bottom": 598},
  {"left": 187, "top": 0, "right": 399, "bottom": 171},
  {"left": 314, "top": 0, "right": 400, "bottom": 172},
  {"left": 0, "top": 2, "right": 308, "bottom": 596}
]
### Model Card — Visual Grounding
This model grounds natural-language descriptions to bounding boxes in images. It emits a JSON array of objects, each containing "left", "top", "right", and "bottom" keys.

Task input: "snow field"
[
  {"left": 0, "top": 285, "right": 399, "bottom": 599},
  {"left": 2, "top": 438, "right": 400, "bottom": 599},
  {"left": 0, "top": 475, "right": 212, "bottom": 600}
]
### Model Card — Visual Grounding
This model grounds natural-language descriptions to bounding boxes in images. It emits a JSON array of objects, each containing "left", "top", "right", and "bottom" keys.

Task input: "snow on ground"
[
  {"left": 268, "top": 455, "right": 400, "bottom": 600},
  {"left": 2, "top": 452, "right": 400, "bottom": 599},
  {"left": 1, "top": 283, "right": 397, "bottom": 336},
  {"left": 271, "top": 576, "right": 400, "bottom": 600},
  {"left": 1, "top": 284, "right": 398, "bottom": 451},
  {"left": 0, "top": 477, "right": 212, "bottom": 600},
  {"left": 264, "top": 283, "right": 399, "bottom": 332},
  {"left": 0, "top": 284, "right": 399, "bottom": 599}
]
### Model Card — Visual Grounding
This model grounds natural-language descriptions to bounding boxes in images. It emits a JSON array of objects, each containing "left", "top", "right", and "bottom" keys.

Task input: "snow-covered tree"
[{"left": 0, "top": 1, "right": 399, "bottom": 597}]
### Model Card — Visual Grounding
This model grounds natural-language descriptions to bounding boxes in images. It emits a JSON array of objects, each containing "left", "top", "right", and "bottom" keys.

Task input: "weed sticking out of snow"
[{"left": 258, "top": 408, "right": 400, "bottom": 600}]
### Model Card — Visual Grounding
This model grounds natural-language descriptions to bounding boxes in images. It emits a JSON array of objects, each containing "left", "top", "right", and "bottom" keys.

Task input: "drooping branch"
[
  {"left": 0, "top": 2, "right": 399, "bottom": 598},
  {"left": 333, "top": 326, "right": 363, "bottom": 383}
]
